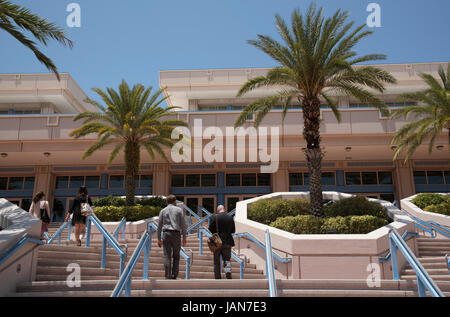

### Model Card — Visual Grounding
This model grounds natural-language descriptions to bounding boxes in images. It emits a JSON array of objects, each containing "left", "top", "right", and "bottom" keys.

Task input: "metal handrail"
[
  {"left": 46, "top": 221, "right": 72, "bottom": 245},
  {"left": 265, "top": 229, "right": 277, "bottom": 297},
  {"left": 184, "top": 205, "right": 201, "bottom": 226},
  {"left": 378, "top": 231, "right": 418, "bottom": 263},
  {"left": 86, "top": 215, "right": 126, "bottom": 275},
  {"left": 389, "top": 228, "right": 444, "bottom": 297},
  {"left": 229, "top": 209, "right": 236, "bottom": 217},
  {"left": 113, "top": 217, "right": 127, "bottom": 241},
  {"left": 198, "top": 227, "right": 244, "bottom": 279},
  {"left": 0, "top": 234, "right": 45, "bottom": 266},
  {"left": 446, "top": 254, "right": 450, "bottom": 272},
  {"left": 111, "top": 229, "right": 151, "bottom": 297},
  {"left": 147, "top": 222, "right": 192, "bottom": 279},
  {"left": 233, "top": 232, "right": 292, "bottom": 264},
  {"left": 404, "top": 212, "right": 450, "bottom": 238}
]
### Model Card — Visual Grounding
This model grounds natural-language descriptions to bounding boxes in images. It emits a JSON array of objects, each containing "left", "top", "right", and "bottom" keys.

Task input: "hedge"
[
  {"left": 247, "top": 198, "right": 310, "bottom": 225},
  {"left": 424, "top": 203, "right": 450, "bottom": 216},
  {"left": 94, "top": 205, "right": 162, "bottom": 222},
  {"left": 324, "top": 196, "right": 389, "bottom": 220},
  {"left": 411, "top": 193, "right": 448, "bottom": 209},
  {"left": 93, "top": 196, "right": 168, "bottom": 208},
  {"left": 270, "top": 215, "right": 388, "bottom": 234}
]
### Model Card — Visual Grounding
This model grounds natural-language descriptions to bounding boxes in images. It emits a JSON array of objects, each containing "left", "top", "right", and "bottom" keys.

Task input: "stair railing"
[
  {"left": 0, "top": 234, "right": 45, "bottom": 267},
  {"left": 378, "top": 231, "right": 418, "bottom": 263},
  {"left": 265, "top": 229, "right": 277, "bottom": 297},
  {"left": 198, "top": 227, "right": 244, "bottom": 279},
  {"left": 45, "top": 221, "right": 72, "bottom": 245},
  {"left": 389, "top": 228, "right": 444, "bottom": 297},
  {"left": 85, "top": 215, "right": 127, "bottom": 275},
  {"left": 113, "top": 217, "right": 127, "bottom": 241},
  {"left": 147, "top": 221, "right": 192, "bottom": 280},
  {"left": 184, "top": 205, "right": 201, "bottom": 227},
  {"left": 110, "top": 229, "right": 151, "bottom": 297},
  {"left": 404, "top": 212, "right": 450, "bottom": 238}
]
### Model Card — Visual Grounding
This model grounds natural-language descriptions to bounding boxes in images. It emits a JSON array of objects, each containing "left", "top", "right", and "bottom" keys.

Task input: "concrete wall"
[{"left": 0, "top": 199, "right": 41, "bottom": 296}]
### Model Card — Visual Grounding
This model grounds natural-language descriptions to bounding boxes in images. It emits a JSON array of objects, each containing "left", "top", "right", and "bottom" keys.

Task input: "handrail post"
[
  {"left": 122, "top": 221, "right": 126, "bottom": 241},
  {"left": 67, "top": 222, "right": 71, "bottom": 241},
  {"left": 265, "top": 229, "right": 277, "bottom": 297},
  {"left": 85, "top": 217, "right": 91, "bottom": 247},
  {"left": 101, "top": 236, "right": 107, "bottom": 269},
  {"left": 143, "top": 233, "right": 150, "bottom": 280},
  {"left": 125, "top": 277, "right": 131, "bottom": 297},
  {"left": 57, "top": 231, "right": 61, "bottom": 246},
  {"left": 417, "top": 274, "right": 426, "bottom": 297},
  {"left": 120, "top": 254, "right": 125, "bottom": 275},
  {"left": 389, "top": 232, "right": 400, "bottom": 280},
  {"left": 199, "top": 229, "right": 203, "bottom": 256}
]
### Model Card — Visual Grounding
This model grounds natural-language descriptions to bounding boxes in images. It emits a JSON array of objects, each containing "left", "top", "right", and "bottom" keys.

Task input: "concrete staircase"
[{"left": 401, "top": 237, "right": 450, "bottom": 282}]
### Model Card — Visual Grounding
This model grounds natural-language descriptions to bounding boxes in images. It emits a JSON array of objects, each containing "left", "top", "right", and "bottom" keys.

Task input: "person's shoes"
[
  {"left": 226, "top": 272, "right": 232, "bottom": 279},
  {"left": 77, "top": 239, "right": 82, "bottom": 246},
  {"left": 171, "top": 276, "right": 177, "bottom": 280},
  {"left": 214, "top": 275, "right": 221, "bottom": 280}
]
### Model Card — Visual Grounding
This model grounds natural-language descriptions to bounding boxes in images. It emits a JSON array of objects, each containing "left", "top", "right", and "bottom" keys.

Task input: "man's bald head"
[{"left": 217, "top": 205, "right": 225, "bottom": 213}]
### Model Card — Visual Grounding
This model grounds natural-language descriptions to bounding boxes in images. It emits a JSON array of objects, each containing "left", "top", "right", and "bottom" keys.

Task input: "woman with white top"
[{"left": 29, "top": 191, "right": 51, "bottom": 238}]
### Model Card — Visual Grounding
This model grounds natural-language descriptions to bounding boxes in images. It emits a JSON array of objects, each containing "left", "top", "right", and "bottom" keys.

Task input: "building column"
[
  {"left": 152, "top": 163, "right": 170, "bottom": 196},
  {"left": 393, "top": 160, "right": 415, "bottom": 201},
  {"left": 217, "top": 172, "right": 225, "bottom": 205},
  {"left": 272, "top": 163, "right": 289, "bottom": 193},
  {"left": 35, "top": 166, "right": 53, "bottom": 203}
]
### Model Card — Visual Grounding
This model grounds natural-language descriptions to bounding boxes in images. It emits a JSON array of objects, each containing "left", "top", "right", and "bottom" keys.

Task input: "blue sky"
[{"left": 1, "top": 0, "right": 449, "bottom": 102}]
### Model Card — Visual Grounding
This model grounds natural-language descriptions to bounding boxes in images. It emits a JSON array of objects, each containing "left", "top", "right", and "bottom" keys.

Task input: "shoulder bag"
[
  {"left": 207, "top": 213, "right": 223, "bottom": 253},
  {"left": 81, "top": 195, "right": 95, "bottom": 217}
]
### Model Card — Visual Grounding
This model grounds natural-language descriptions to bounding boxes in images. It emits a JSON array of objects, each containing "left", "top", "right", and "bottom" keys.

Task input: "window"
[
  {"left": 380, "top": 193, "right": 395, "bottom": 203},
  {"left": 427, "top": 171, "right": 444, "bottom": 185},
  {"left": 171, "top": 175, "right": 184, "bottom": 187},
  {"left": 413, "top": 171, "right": 427, "bottom": 185},
  {"left": 346, "top": 172, "right": 361, "bottom": 185},
  {"left": 414, "top": 170, "right": 450, "bottom": 185},
  {"left": 186, "top": 174, "right": 200, "bottom": 187},
  {"left": 289, "top": 173, "right": 302, "bottom": 186},
  {"left": 378, "top": 172, "right": 393, "bottom": 185},
  {"left": 55, "top": 176, "right": 69, "bottom": 189},
  {"left": 242, "top": 174, "right": 257, "bottom": 186},
  {"left": 362, "top": 172, "right": 377, "bottom": 185},
  {"left": 8, "top": 177, "right": 24, "bottom": 190},
  {"left": 226, "top": 174, "right": 241, "bottom": 187},
  {"left": 139, "top": 175, "right": 153, "bottom": 188},
  {"left": 23, "top": 177, "right": 35, "bottom": 190},
  {"left": 85, "top": 176, "right": 100, "bottom": 189},
  {"left": 322, "top": 172, "right": 336, "bottom": 185},
  {"left": 69, "top": 176, "right": 84, "bottom": 189},
  {"left": 258, "top": 173, "right": 271, "bottom": 186},
  {"left": 201, "top": 174, "right": 216, "bottom": 187},
  {"left": 109, "top": 175, "right": 124, "bottom": 188}
]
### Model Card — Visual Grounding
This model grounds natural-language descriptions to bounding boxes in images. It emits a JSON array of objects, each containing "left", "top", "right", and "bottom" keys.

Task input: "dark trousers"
[
  {"left": 213, "top": 244, "right": 232, "bottom": 279},
  {"left": 162, "top": 231, "right": 181, "bottom": 279}
]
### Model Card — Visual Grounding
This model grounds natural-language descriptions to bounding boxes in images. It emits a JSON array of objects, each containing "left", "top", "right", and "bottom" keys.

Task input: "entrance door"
[
  {"left": 225, "top": 195, "right": 258, "bottom": 212},
  {"left": 182, "top": 196, "right": 216, "bottom": 216}
]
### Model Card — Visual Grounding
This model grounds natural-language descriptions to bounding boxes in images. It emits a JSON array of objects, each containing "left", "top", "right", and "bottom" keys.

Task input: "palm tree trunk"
[
  {"left": 125, "top": 141, "right": 140, "bottom": 206},
  {"left": 301, "top": 96, "right": 324, "bottom": 217}
]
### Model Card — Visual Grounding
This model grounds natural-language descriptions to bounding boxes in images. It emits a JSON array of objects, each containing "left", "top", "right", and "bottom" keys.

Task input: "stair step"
[{"left": 401, "top": 275, "right": 450, "bottom": 281}]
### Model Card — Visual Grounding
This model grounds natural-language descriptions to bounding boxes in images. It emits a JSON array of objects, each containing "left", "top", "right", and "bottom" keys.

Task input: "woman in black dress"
[{"left": 65, "top": 186, "right": 93, "bottom": 246}]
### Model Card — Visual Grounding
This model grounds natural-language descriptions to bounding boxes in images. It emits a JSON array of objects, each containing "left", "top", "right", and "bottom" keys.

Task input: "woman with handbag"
[
  {"left": 65, "top": 186, "right": 93, "bottom": 246},
  {"left": 29, "top": 191, "right": 51, "bottom": 239}
]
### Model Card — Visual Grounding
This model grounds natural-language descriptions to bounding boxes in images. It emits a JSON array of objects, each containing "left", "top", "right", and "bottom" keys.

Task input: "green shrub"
[
  {"left": 135, "top": 196, "right": 168, "bottom": 208},
  {"left": 270, "top": 215, "right": 388, "bottom": 234},
  {"left": 324, "top": 196, "right": 389, "bottom": 220},
  {"left": 321, "top": 216, "right": 349, "bottom": 234},
  {"left": 270, "top": 215, "right": 323, "bottom": 234},
  {"left": 411, "top": 193, "right": 447, "bottom": 209},
  {"left": 247, "top": 198, "right": 310, "bottom": 225},
  {"left": 94, "top": 205, "right": 161, "bottom": 222},
  {"left": 347, "top": 215, "right": 388, "bottom": 234},
  {"left": 424, "top": 203, "right": 450, "bottom": 216},
  {"left": 92, "top": 196, "right": 126, "bottom": 207}
]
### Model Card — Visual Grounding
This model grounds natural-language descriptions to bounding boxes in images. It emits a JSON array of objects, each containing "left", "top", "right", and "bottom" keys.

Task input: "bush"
[
  {"left": 347, "top": 215, "right": 388, "bottom": 234},
  {"left": 135, "top": 196, "right": 168, "bottom": 208},
  {"left": 270, "top": 215, "right": 323, "bottom": 234},
  {"left": 94, "top": 205, "right": 162, "bottom": 222},
  {"left": 411, "top": 193, "right": 447, "bottom": 209},
  {"left": 247, "top": 198, "right": 310, "bottom": 225},
  {"left": 324, "top": 196, "right": 389, "bottom": 220},
  {"left": 93, "top": 196, "right": 126, "bottom": 207},
  {"left": 424, "top": 203, "right": 450, "bottom": 216},
  {"left": 321, "top": 216, "right": 349, "bottom": 234},
  {"left": 270, "top": 214, "right": 388, "bottom": 234}
]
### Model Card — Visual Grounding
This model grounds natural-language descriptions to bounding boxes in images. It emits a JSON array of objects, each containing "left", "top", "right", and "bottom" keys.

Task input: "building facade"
[{"left": 0, "top": 63, "right": 449, "bottom": 216}]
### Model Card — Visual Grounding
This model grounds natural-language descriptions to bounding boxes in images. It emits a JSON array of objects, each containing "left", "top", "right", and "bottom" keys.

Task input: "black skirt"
[{"left": 71, "top": 209, "right": 87, "bottom": 225}]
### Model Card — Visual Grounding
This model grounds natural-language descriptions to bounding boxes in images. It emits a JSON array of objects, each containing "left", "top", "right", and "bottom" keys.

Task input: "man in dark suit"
[{"left": 208, "top": 205, "right": 235, "bottom": 279}]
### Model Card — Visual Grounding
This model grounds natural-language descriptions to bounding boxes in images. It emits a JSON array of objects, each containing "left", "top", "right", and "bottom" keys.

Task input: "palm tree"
[
  {"left": 70, "top": 80, "right": 187, "bottom": 206},
  {"left": 390, "top": 64, "right": 450, "bottom": 161},
  {"left": 0, "top": 0, "right": 72, "bottom": 80},
  {"left": 234, "top": 3, "right": 396, "bottom": 217}
]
